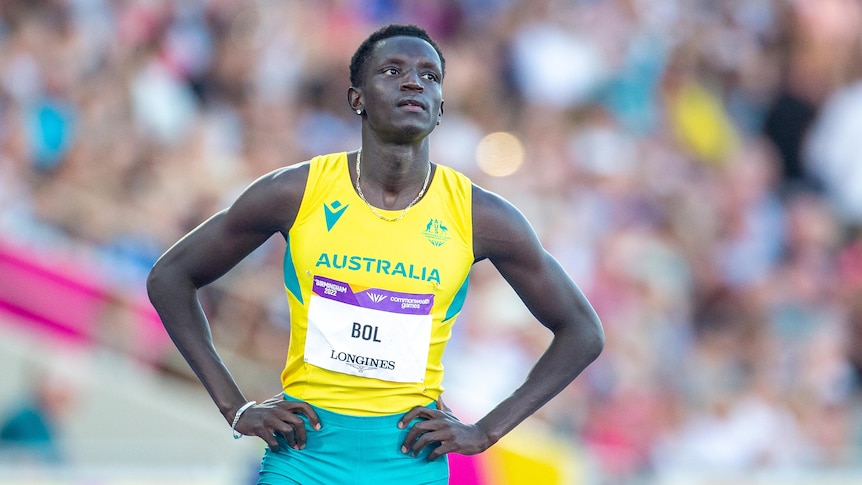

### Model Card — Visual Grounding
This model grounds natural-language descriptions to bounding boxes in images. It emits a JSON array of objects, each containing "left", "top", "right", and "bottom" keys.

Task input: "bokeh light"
[{"left": 475, "top": 132, "right": 524, "bottom": 177}]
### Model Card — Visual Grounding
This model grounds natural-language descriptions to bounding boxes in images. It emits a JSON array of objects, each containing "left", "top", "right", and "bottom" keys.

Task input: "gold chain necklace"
[{"left": 355, "top": 148, "right": 431, "bottom": 222}]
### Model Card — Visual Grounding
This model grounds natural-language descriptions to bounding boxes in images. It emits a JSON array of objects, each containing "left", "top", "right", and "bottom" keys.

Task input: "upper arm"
[
  {"left": 472, "top": 185, "right": 599, "bottom": 335},
  {"left": 150, "top": 163, "right": 310, "bottom": 289}
]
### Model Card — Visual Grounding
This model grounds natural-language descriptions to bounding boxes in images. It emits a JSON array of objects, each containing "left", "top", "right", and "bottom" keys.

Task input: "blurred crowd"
[{"left": 1, "top": 0, "right": 862, "bottom": 481}]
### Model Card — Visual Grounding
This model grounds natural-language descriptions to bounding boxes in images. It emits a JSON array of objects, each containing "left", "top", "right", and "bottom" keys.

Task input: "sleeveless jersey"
[{"left": 281, "top": 152, "right": 474, "bottom": 415}]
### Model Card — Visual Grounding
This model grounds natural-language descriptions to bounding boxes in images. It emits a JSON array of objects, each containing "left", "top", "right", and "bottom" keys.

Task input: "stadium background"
[{"left": 1, "top": 0, "right": 862, "bottom": 483}]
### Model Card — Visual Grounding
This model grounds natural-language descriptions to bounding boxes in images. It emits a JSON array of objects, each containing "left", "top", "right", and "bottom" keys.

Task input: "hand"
[
  {"left": 233, "top": 394, "right": 321, "bottom": 451},
  {"left": 398, "top": 397, "right": 492, "bottom": 461}
]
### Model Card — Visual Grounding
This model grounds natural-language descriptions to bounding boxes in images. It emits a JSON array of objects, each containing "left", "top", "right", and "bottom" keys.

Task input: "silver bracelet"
[{"left": 231, "top": 400, "right": 257, "bottom": 439}]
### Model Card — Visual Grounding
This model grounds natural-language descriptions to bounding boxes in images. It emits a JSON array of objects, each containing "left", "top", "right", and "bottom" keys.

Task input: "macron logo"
[
  {"left": 324, "top": 201, "right": 348, "bottom": 231},
  {"left": 367, "top": 292, "right": 386, "bottom": 304}
]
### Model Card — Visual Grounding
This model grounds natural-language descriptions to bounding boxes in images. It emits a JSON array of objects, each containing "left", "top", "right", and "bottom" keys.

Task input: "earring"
[{"left": 356, "top": 109, "right": 362, "bottom": 115}]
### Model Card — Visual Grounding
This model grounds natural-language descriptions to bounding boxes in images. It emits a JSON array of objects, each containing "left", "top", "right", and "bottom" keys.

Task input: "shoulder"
[
  {"left": 471, "top": 183, "right": 513, "bottom": 223},
  {"left": 471, "top": 183, "right": 541, "bottom": 262},
  {"left": 254, "top": 161, "right": 310, "bottom": 197},
  {"left": 225, "top": 161, "right": 311, "bottom": 234},
  {"left": 239, "top": 161, "right": 310, "bottom": 209}
]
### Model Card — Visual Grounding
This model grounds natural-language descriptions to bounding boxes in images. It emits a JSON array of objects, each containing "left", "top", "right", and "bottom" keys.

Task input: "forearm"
[
  {"left": 147, "top": 267, "right": 248, "bottom": 423},
  {"left": 475, "top": 320, "right": 603, "bottom": 445}
]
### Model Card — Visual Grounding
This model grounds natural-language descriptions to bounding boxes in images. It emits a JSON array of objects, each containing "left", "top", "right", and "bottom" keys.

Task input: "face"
[{"left": 349, "top": 36, "right": 444, "bottom": 141}]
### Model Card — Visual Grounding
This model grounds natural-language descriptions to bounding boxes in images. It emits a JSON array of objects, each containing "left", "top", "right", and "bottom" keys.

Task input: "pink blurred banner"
[{"left": 0, "top": 238, "right": 168, "bottom": 363}]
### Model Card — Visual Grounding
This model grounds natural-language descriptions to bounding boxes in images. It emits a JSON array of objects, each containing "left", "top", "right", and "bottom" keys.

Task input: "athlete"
[{"left": 147, "top": 24, "right": 604, "bottom": 484}]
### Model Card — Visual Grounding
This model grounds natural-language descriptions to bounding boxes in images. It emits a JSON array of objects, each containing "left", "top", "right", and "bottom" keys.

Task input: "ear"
[
  {"left": 437, "top": 99, "right": 444, "bottom": 125},
  {"left": 348, "top": 86, "right": 363, "bottom": 114}
]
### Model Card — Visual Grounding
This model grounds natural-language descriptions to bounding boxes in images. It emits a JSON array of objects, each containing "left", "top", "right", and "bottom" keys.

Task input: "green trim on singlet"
[
  {"left": 283, "top": 235, "right": 304, "bottom": 305},
  {"left": 443, "top": 273, "right": 470, "bottom": 322}
]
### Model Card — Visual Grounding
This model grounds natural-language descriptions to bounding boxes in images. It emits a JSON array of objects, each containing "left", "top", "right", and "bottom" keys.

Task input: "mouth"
[{"left": 397, "top": 98, "right": 427, "bottom": 111}]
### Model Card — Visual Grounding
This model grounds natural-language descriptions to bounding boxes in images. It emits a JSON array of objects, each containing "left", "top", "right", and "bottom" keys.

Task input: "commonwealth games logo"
[{"left": 423, "top": 218, "right": 451, "bottom": 247}]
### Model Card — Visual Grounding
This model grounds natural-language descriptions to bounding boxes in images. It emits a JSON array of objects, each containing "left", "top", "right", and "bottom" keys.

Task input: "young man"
[{"left": 147, "top": 24, "right": 604, "bottom": 484}]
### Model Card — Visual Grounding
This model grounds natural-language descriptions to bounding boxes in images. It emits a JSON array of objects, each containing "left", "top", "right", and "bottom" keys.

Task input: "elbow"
[
  {"left": 553, "top": 311, "right": 605, "bottom": 364},
  {"left": 146, "top": 259, "right": 183, "bottom": 305},
  {"left": 146, "top": 261, "right": 166, "bottom": 304},
  {"left": 576, "top": 312, "right": 604, "bottom": 363},
  {"left": 147, "top": 258, "right": 200, "bottom": 309},
  {"left": 586, "top": 317, "right": 605, "bottom": 362}
]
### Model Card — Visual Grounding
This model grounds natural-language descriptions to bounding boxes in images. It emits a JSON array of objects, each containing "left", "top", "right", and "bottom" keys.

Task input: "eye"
[
  {"left": 422, "top": 72, "right": 439, "bottom": 82},
  {"left": 383, "top": 67, "right": 399, "bottom": 76}
]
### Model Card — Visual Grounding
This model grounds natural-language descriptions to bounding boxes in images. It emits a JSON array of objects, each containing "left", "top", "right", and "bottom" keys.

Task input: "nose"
[{"left": 401, "top": 70, "right": 423, "bottom": 92}]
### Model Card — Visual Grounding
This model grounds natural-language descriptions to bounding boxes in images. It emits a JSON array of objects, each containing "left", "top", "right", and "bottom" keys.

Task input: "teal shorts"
[{"left": 257, "top": 394, "right": 449, "bottom": 485}]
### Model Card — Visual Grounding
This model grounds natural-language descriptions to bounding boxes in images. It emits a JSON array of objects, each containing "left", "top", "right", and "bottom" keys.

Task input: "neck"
[
  {"left": 355, "top": 146, "right": 432, "bottom": 211},
  {"left": 355, "top": 141, "right": 431, "bottom": 191}
]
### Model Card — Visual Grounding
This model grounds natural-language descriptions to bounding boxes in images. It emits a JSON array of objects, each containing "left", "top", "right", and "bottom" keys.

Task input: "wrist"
[
  {"left": 230, "top": 400, "right": 257, "bottom": 439},
  {"left": 219, "top": 397, "right": 247, "bottom": 422},
  {"left": 475, "top": 421, "right": 501, "bottom": 449}
]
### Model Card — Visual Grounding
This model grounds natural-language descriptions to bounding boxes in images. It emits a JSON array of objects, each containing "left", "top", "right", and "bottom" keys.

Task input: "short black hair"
[{"left": 349, "top": 24, "right": 445, "bottom": 87}]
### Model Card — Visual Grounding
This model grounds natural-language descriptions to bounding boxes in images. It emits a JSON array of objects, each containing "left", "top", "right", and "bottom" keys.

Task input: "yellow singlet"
[{"left": 281, "top": 152, "right": 474, "bottom": 415}]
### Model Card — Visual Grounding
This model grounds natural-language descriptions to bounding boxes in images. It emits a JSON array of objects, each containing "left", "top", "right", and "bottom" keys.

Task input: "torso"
[{"left": 280, "top": 152, "right": 474, "bottom": 415}]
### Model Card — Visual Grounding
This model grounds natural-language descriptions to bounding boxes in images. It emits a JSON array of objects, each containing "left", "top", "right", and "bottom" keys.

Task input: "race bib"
[{"left": 304, "top": 275, "right": 434, "bottom": 383}]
